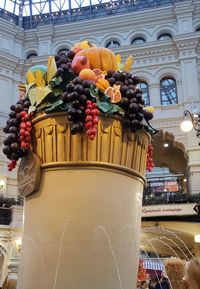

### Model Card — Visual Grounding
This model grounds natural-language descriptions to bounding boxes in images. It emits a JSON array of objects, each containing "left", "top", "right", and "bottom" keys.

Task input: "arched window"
[
  {"left": 105, "top": 41, "right": 120, "bottom": 49},
  {"left": 131, "top": 37, "right": 146, "bottom": 45},
  {"left": 160, "top": 77, "right": 178, "bottom": 105},
  {"left": 57, "top": 48, "right": 70, "bottom": 55},
  {"left": 138, "top": 82, "right": 150, "bottom": 106},
  {"left": 158, "top": 33, "right": 172, "bottom": 41},
  {"left": 26, "top": 53, "right": 38, "bottom": 60}
]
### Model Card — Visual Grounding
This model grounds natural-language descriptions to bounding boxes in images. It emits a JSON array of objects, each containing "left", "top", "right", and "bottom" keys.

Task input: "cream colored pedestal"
[{"left": 17, "top": 113, "right": 149, "bottom": 289}]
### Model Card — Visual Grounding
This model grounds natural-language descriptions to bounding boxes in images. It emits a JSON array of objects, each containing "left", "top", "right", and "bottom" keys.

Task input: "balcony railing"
[{"left": 142, "top": 192, "right": 200, "bottom": 206}]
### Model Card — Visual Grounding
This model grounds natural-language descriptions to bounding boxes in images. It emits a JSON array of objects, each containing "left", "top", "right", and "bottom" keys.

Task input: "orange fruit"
[
  {"left": 79, "top": 68, "right": 96, "bottom": 82},
  {"left": 93, "top": 69, "right": 105, "bottom": 80},
  {"left": 105, "top": 87, "right": 114, "bottom": 98},
  {"left": 97, "top": 78, "right": 110, "bottom": 89},
  {"left": 96, "top": 82, "right": 105, "bottom": 91},
  {"left": 93, "top": 69, "right": 103, "bottom": 76},
  {"left": 96, "top": 79, "right": 110, "bottom": 91},
  {"left": 111, "top": 90, "right": 121, "bottom": 103},
  {"left": 96, "top": 74, "right": 105, "bottom": 80},
  {"left": 105, "top": 86, "right": 122, "bottom": 103}
]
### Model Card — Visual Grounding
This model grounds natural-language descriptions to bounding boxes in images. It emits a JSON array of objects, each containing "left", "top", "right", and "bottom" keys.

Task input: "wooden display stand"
[{"left": 17, "top": 113, "right": 149, "bottom": 289}]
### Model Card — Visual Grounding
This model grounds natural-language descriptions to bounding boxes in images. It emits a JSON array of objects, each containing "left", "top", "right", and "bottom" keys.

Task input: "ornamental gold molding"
[{"left": 32, "top": 113, "right": 150, "bottom": 177}]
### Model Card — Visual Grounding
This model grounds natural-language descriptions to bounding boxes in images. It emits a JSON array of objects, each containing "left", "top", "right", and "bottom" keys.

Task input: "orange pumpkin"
[{"left": 76, "top": 47, "right": 117, "bottom": 71}]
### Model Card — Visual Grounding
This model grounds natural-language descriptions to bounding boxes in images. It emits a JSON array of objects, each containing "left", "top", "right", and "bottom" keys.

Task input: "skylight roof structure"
[{"left": 0, "top": 0, "right": 188, "bottom": 29}]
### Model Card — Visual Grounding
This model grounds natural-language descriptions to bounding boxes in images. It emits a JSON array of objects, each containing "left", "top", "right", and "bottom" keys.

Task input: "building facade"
[{"left": 0, "top": 0, "right": 199, "bottom": 286}]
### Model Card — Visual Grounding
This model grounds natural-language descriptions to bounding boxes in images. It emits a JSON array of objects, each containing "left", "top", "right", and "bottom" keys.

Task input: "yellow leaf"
[
  {"left": 116, "top": 54, "right": 121, "bottom": 71},
  {"left": 26, "top": 71, "right": 36, "bottom": 85},
  {"left": 124, "top": 55, "right": 133, "bottom": 72},
  {"left": 47, "top": 56, "right": 57, "bottom": 83},
  {"left": 34, "top": 70, "right": 44, "bottom": 87}
]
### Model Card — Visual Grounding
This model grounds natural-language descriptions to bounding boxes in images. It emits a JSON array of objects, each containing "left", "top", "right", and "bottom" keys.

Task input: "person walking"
[{"left": 160, "top": 276, "right": 170, "bottom": 289}]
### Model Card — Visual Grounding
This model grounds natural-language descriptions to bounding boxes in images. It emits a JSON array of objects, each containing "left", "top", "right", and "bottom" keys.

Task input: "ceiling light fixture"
[
  {"left": 194, "top": 234, "right": 200, "bottom": 243},
  {"left": 0, "top": 179, "right": 5, "bottom": 190}
]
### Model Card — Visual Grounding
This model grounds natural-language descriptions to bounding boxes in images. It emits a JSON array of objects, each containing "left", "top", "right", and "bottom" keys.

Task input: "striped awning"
[{"left": 143, "top": 259, "right": 164, "bottom": 271}]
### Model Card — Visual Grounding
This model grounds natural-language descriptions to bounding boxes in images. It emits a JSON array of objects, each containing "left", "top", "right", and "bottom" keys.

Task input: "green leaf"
[
  {"left": 26, "top": 82, "right": 35, "bottom": 94},
  {"left": 50, "top": 76, "right": 62, "bottom": 88},
  {"left": 97, "top": 100, "right": 113, "bottom": 113},
  {"left": 99, "top": 91, "right": 111, "bottom": 103},
  {"left": 28, "top": 89, "right": 36, "bottom": 106},
  {"left": 43, "top": 99, "right": 64, "bottom": 113},
  {"left": 59, "top": 102, "right": 70, "bottom": 111},
  {"left": 35, "top": 86, "right": 52, "bottom": 106},
  {"left": 28, "top": 105, "right": 36, "bottom": 114},
  {"left": 108, "top": 104, "right": 125, "bottom": 116},
  {"left": 44, "top": 106, "right": 58, "bottom": 113},
  {"left": 38, "top": 102, "right": 53, "bottom": 109},
  {"left": 53, "top": 87, "right": 63, "bottom": 97},
  {"left": 107, "top": 105, "right": 118, "bottom": 114},
  {"left": 49, "top": 99, "right": 63, "bottom": 107},
  {"left": 89, "top": 86, "right": 99, "bottom": 99}
]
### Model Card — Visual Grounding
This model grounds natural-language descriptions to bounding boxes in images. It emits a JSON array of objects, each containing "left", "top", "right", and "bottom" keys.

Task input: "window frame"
[
  {"left": 138, "top": 81, "right": 150, "bottom": 106},
  {"left": 105, "top": 40, "right": 120, "bottom": 49},
  {"left": 158, "top": 33, "right": 172, "bottom": 41},
  {"left": 57, "top": 48, "right": 70, "bottom": 55},
  {"left": 131, "top": 37, "right": 146, "bottom": 45},
  {"left": 26, "top": 52, "right": 38, "bottom": 59},
  {"left": 160, "top": 77, "right": 178, "bottom": 106}
]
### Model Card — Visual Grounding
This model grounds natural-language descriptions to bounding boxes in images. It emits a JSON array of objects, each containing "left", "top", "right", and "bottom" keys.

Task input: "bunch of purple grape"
[
  {"left": 105, "top": 70, "right": 153, "bottom": 132},
  {"left": 54, "top": 50, "right": 76, "bottom": 81},
  {"left": 61, "top": 77, "right": 96, "bottom": 134},
  {"left": 2, "top": 97, "right": 31, "bottom": 167}
]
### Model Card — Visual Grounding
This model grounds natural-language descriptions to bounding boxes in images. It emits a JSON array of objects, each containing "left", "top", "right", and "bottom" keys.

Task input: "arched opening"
[
  {"left": 195, "top": 26, "right": 200, "bottom": 32},
  {"left": 131, "top": 37, "right": 146, "bottom": 45},
  {"left": 158, "top": 33, "right": 173, "bottom": 41},
  {"left": 144, "top": 130, "right": 189, "bottom": 206},
  {"left": 26, "top": 52, "right": 38, "bottom": 60},
  {"left": 160, "top": 77, "right": 178, "bottom": 105},
  {"left": 105, "top": 40, "right": 120, "bottom": 49},
  {"left": 57, "top": 48, "right": 70, "bottom": 55}
]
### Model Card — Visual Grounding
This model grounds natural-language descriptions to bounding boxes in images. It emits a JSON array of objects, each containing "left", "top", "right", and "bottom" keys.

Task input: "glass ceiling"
[
  {"left": 0, "top": 0, "right": 187, "bottom": 29},
  {"left": 1, "top": 0, "right": 121, "bottom": 16}
]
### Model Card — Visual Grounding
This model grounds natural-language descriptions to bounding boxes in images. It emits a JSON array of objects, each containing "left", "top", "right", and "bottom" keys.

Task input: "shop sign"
[{"left": 142, "top": 203, "right": 197, "bottom": 217}]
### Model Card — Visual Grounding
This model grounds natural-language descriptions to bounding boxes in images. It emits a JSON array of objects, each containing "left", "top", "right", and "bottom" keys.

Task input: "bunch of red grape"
[
  {"left": 19, "top": 111, "right": 32, "bottom": 150},
  {"left": 105, "top": 70, "right": 153, "bottom": 132},
  {"left": 2, "top": 97, "right": 31, "bottom": 171},
  {"left": 7, "top": 160, "right": 17, "bottom": 171},
  {"left": 61, "top": 77, "right": 96, "bottom": 135},
  {"left": 146, "top": 144, "right": 155, "bottom": 172},
  {"left": 85, "top": 100, "right": 100, "bottom": 140}
]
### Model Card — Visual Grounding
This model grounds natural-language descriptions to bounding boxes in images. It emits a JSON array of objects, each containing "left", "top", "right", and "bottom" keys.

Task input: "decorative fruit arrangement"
[{"left": 2, "top": 41, "right": 157, "bottom": 171}]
